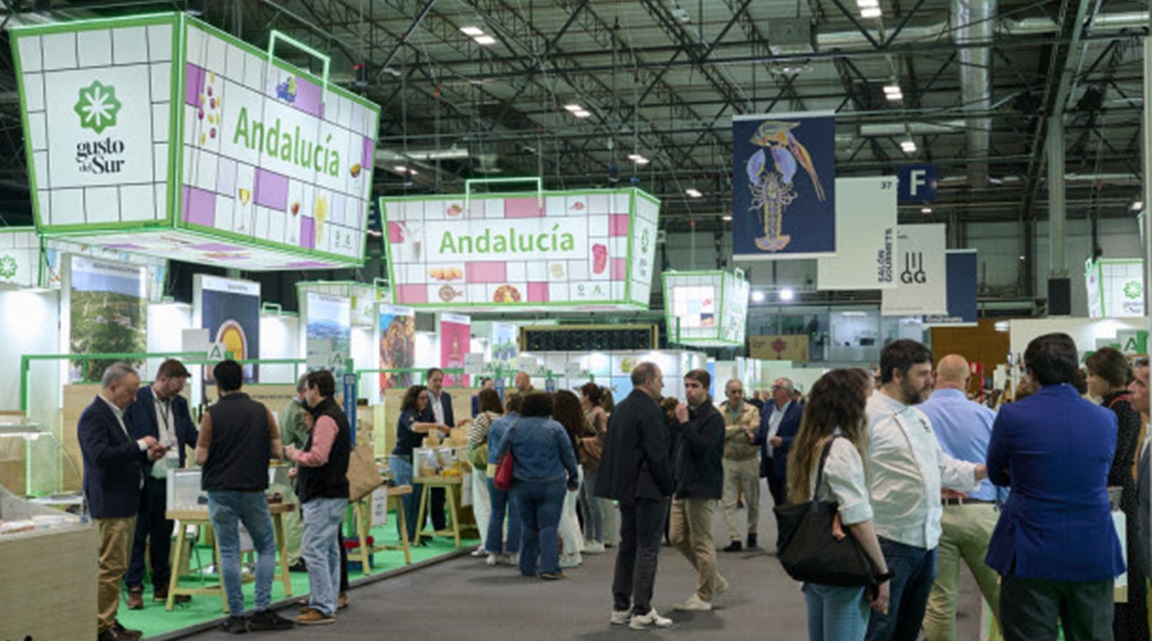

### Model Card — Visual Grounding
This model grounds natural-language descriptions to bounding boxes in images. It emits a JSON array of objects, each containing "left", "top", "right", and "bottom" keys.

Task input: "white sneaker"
[
  {"left": 715, "top": 576, "right": 729, "bottom": 594},
  {"left": 470, "top": 546, "right": 487, "bottom": 557},
  {"left": 609, "top": 609, "right": 632, "bottom": 625},
  {"left": 673, "top": 594, "right": 712, "bottom": 612},
  {"left": 506, "top": 552, "right": 520, "bottom": 566},
  {"left": 485, "top": 553, "right": 499, "bottom": 566},
  {"left": 629, "top": 608, "right": 673, "bottom": 630},
  {"left": 560, "top": 553, "right": 582, "bottom": 568},
  {"left": 584, "top": 541, "right": 606, "bottom": 554}
]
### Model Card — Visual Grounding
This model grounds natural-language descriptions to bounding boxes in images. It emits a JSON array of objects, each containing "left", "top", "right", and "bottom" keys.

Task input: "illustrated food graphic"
[
  {"left": 493, "top": 284, "right": 521, "bottom": 303},
  {"left": 314, "top": 195, "right": 328, "bottom": 243},
  {"left": 447, "top": 204, "right": 465, "bottom": 217},
  {"left": 429, "top": 267, "right": 463, "bottom": 281},
  {"left": 216, "top": 320, "right": 247, "bottom": 360},
  {"left": 350, "top": 163, "right": 362, "bottom": 178},
  {"left": 592, "top": 243, "right": 608, "bottom": 274}
]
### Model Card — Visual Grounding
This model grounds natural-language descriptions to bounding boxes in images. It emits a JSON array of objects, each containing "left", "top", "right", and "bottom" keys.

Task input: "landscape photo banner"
[{"left": 732, "top": 114, "right": 836, "bottom": 260}]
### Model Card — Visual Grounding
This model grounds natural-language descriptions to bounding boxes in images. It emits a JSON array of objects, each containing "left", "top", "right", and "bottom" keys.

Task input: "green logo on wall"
[
  {"left": 0, "top": 255, "right": 16, "bottom": 279},
  {"left": 1124, "top": 281, "right": 1143, "bottom": 300},
  {"left": 641, "top": 228, "right": 650, "bottom": 253},
  {"left": 74, "top": 80, "right": 122, "bottom": 134}
]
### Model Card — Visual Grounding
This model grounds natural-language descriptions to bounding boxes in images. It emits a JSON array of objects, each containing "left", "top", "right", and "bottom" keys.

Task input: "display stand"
[
  {"left": 351, "top": 484, "right": 413, "bottom": 571},
  {"left": 413, "top": 475, "right": 476, "bottom": 548},
  {"left": 164, "top": 502, "right": 294, "bottom": 612}
]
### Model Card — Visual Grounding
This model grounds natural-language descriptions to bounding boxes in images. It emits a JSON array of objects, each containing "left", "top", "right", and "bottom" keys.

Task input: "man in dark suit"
[
  {"left": 986, "top": 333, "right": 1126, "bottom": 640},
  {"left": 595, "top": 362, "right": 675, "bottom": 630},
  {"left": 752, "top": 377, "right": 803, "bottom": 508},
  {"left": 124, "top": 358, "right": 198, "bottom": 609},
  {"left": 425, "top": 367, "right": 453, "bottom": 532},
  {"left": 78, "top": 363, "right": 165, "bottom": 641}
]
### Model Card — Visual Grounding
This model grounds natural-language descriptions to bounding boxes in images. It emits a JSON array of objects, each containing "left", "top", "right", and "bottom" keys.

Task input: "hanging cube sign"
[
  {"left": 1085, "top": 258, "right": 1144, "bottom": 318},
  {"left": 662, "top": 270, "right": 751, "bottom": 347},
  {"left": 11, "top": 14, "right": 380, "bottom": 271},
  {"left": 380, "top": 187, "right": 660, "bottom": 311}
]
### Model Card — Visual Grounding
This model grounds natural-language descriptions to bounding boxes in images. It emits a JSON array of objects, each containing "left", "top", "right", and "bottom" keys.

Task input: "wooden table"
[
  {"left": 413, "top": 475, "right": 474, "bottom": 548},
  {"left": 164, "top": 502, "right": 294, "bottom": 613},
  {"left": 351, "top": 484, "right": 414, "bottom": 572}
]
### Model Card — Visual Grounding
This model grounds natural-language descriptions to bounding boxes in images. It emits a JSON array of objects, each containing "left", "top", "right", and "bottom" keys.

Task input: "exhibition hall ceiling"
[{"left": 0, "top": 0, "right": 1146, "bottom": 232}]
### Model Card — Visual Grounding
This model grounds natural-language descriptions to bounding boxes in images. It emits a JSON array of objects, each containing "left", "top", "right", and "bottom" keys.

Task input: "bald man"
[{"left": 917, "top": 355, "right": 1002, "bottom": 641}]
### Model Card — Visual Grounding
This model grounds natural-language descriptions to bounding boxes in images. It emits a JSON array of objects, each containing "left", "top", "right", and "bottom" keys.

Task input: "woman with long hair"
[
  {"left": 786, "top": 369, "right": 890, "bottom": 640},
  {"left": 1085, "top": 347, "right": 1146, "bottom": 641},
  {"left": 552, "top": 389, "right": 587, "bottom": 568},
  {"left": 389, "top": 385, "right": 450, "bottom": 543},
  {"left": 578, "top": 382, "right": 609, "bottom": 553},
  {"left": 485, "top": 394, "right": 524, "bottom": 565},
  {"left": 501, "top": 392, "right": 580, "bottom": 579},
  {"left": 460, "top": 388, "right": 504, "bottom": 558}
]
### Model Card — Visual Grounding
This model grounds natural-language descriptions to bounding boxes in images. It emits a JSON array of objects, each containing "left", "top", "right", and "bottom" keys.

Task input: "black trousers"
[
  {"left": 1000, "top": 574, "right": 1114, "bottom": 641},
  {"left": 765, "top": 468, "right": 787, "bottom": 507},
  {"left": 612, "top": 498, "right": 669, "bottom": 615},
  {"left": 126, "top": 476, "right": 173, "bottom": 590}
]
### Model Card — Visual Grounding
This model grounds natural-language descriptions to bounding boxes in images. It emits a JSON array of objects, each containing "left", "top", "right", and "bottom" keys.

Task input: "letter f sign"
[{"left": 909, "top": 169, "right": 927, "bottom": 196}]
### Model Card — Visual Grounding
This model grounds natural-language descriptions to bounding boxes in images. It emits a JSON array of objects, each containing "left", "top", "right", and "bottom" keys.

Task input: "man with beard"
[
  {"left": 669, "top": 369, "right": 726, "bottom": 612},
  {"left": 865, "top": 340, "right": 987, "bottom": 641}
]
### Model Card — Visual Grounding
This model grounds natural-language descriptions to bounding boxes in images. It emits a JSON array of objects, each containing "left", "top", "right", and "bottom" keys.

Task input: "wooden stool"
[
  {"left": 413, "top": 476, "right": 464, "bottom": 548},
  {"left": 351, "top": 485, "right": 414, "bottom": 574},
  {"left": 165, "top": 503, "right": 294, "bottom": 612}
]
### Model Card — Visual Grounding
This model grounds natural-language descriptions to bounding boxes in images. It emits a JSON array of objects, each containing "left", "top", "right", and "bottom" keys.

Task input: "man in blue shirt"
[{"left": 918, "top": 354, "right": 1002, "bottom": 641}]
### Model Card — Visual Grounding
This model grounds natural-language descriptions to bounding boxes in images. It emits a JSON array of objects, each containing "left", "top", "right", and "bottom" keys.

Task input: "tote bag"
[
  {"left": 493, "top": 423, "right": 518, "bottom": 491},
  {"left": 773, "top": 438, "right": 875, "bottom": 587},
  {"left": 347, "top": 440, "right": 385, "bottom": 502}
]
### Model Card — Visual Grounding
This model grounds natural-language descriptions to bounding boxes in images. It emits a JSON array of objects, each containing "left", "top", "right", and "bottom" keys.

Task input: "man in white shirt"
[{"left": 865, "top": 340, "right": 987, "bottom": 641}]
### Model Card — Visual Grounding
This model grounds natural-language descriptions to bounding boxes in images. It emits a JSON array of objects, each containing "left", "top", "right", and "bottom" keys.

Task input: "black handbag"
[{"left": 773, "top": 437, "right": 876, "bottom": 587}]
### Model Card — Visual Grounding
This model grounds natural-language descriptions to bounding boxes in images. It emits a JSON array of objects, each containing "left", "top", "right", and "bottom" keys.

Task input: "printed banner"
[
  {"left": 732, "top": 114, "right": 836, "bottom": 260},
  {"left": 1085, "top": 258, "right": 1144, "bottom": 318},
  {"left": 439, "top": 313, "right": 470, "bottom": 387},
  {"left": 749, "top": 335, "right": 810, "bottom": 362},
  {"left": 304, "top": 292, "right": 351, "bottom": 376},
  {"left": 381, "top": 189, "right": 659, "bottom": 310},
  {"left": 195, "top": 274, "right": 261, "bottom": 381},
  {"left": 378, "top": 304, "right": 415, "bottom": 392},
  {"left": 926, "top": 250, "right": 978, "bottom": 326},
  {"left": 817, "top": 177, "right": 897, "bottom": 290},
  {"left": 881, "top": 224, "right": 948, "bottom": 316},
  {"left": 66, "top": 254, "right": 147, "bottom": 382}
]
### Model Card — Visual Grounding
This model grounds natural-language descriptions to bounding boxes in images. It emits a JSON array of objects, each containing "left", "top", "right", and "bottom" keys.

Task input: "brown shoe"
[
  {"left": 295, "top": 608, "right": 335, "bottom": 625},
  {"left": 112, "top": 620, "right": 143, "bottom": 639},
  {"left": 126, "top": 586, "right": 144, "bottom": 610},
  {"left": 337, "top": 591, "right": 348, "bottom": 610}
]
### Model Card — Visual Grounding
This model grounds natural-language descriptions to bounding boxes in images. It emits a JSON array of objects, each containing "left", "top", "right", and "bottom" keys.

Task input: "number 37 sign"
[{"left": 881, "top": 224, "right": 947, "bottom": 316}]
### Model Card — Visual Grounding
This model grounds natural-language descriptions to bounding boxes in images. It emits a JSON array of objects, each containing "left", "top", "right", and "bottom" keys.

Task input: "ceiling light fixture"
[
  {"left": 1130, "top": 200, "right": 1143, "bottom": 212},
  {"left": 573, "top": 109, "right": 592, "bottom": 118},
  {"left": 473, "top": 35, "right": 497, "bottom": 45},
  {"left": 564, "top": 104, "right": 583, "bottom": 112},
  {"left": 685, "top": 188, "right": 702, "bottom": 198},
  {"left": 900, "top": 140, "right": 917, "bottom": 153},
  {"left": 861, "top": 7, "right": 883, "bottom": 17},
  {"left": 628, "top": 154, "right": 650, "bottom": 165},
  {"left": 722, "top": 215, "right": 733, "bottom": 222},
  {"left": 393, "top": 165, "right": 418, "bottom": 175},
  {"left": 921, "top": 207, "right": 932, "bottom": 214},
  {"left": 459, "top": 26, "right": 485, "bottom": 36},
  {"left": 856, "top": 0, "right": 879, "bottom": 6},
  {"left": 751, "top": 291, "right": 766, "bottom": 303},
  {"left": 779, "top": 288, "right": 795, "bottom": 302}
]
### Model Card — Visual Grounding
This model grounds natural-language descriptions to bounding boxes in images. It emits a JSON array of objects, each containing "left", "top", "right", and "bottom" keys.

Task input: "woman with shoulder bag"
[
  {"left": 461, "top": 388, "right": 504, "bottom": 558},
  {"left": 786, "top": 369, "right": 891, "bottom": 640}
]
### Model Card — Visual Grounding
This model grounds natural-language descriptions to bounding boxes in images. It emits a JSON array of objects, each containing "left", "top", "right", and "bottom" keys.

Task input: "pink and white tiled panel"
[
  {"left": 18, "top": 24, "right": 173, "bottom": 226},
  {"left": 388, "top": 193, "right": 641, "bottom": 306}
]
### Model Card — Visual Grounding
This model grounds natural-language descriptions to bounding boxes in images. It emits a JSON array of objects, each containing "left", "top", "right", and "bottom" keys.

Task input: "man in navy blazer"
[
  {"left": 124, "top": 359, "right": 199, "bottom": 609},
  {"left": 752, "top": 377, "right": 803, "bottom": 508},
  {"left": 986, "top": 333, "right": 1126, "bottom": 640},
  {"left": 79, "top": 363, "right": 165, "bottom": 641},
  {"left": 425, "top": 367, "right": 454, "bottom": 532}
]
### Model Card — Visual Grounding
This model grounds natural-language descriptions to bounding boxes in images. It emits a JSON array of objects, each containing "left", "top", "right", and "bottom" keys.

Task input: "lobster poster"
[{"left": 731, "top": 114, "right": 836, "bottom": 260}]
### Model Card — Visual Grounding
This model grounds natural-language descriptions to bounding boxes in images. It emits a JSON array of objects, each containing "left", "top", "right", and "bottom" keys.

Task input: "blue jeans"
[
  {"left": 301, "top": 497, "right": 347, "bottom": 616},
  {"left": 486, "top": 476, "right": 522, "bottom": 555},
  {"left": 866, "top": 538, "right": 938, "bottom": 641},
  {"left": 805, "top": 582, "right": 869, "bottom": 641},
  {"left": 207, "top": 491, "right": 277, "bottom": 615},
  {"left": 579, "top": 467, "right": 603, "bottom": 542},
  {"left": 512, "top": 480, "right": 566, "bottom": 575},
  {"left": 390, "top": 455, "right": 420, "bottom": 542}
]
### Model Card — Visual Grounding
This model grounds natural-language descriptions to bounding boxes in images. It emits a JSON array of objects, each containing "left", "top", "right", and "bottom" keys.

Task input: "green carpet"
[{"left": 120, "top": 513, "right": 478, "bottom": 640}]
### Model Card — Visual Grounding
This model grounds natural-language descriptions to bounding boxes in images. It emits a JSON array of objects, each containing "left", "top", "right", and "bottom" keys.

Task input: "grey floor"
[{"left": 177, "top": 488, "right": 988, "bottom": 640}]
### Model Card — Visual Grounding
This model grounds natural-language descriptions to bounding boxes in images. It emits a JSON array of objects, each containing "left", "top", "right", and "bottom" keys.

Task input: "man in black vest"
[
  {"left": 286, "top": 369, "right": 351, "bottom": 625},
  {"left": 195, "top": 360, "right": 294, "bottom": 633}
]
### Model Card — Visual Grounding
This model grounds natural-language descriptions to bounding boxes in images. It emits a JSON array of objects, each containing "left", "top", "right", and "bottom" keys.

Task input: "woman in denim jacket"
[{"left": 501, "top": 392, "right": 580, "bottom": 579}]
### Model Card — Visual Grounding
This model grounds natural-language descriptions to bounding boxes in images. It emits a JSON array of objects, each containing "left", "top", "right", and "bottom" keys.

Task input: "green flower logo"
[
  {"left": 74, "top": 80, "right": 121, "bottom": 134},
  {"left": 0, "top": 255, "right": 17, "bottom": 279},
  {"left": 641, "top": 228, "right": 650, "bottom": 253},
  {"left": 1124, "top": 280, "right": 1143, "bottom": 300}
]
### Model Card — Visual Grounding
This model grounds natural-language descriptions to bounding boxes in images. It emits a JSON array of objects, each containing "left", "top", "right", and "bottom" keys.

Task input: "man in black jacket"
[
  {"left": 670, "top": 369, "right": 727, "bottom": 612},
  {"left": 595, "top": 362, "right": 676, "bottom": 630}
]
